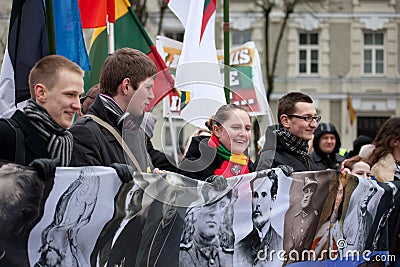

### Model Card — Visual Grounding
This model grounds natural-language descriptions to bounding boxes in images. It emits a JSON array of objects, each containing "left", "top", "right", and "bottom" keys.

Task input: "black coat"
[
  {"left": 309, "top": 151, "right": 345, "bottom": 171},
  {"left": 256, "top": 125, "right": 316, "bottom": 172},
  {"left": 146, "top": 139, "right": 176, "bottom": 172},
  {"left": 178, "top": 136, "right": 254, "bottom": 181},
  {"left": 0, "top": 111, "right": 53, "bottom": 267},
  {"left": 0, "top": 110, "right": 49, "bottom": 165},
  {"left": 70, "top": 95, "right": 152, "bottom": 170}
]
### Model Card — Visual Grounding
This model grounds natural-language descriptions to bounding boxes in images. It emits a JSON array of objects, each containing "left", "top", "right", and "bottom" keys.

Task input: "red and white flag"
[{"left": 167, "top": 0, "right": 226, "bottom": 127}]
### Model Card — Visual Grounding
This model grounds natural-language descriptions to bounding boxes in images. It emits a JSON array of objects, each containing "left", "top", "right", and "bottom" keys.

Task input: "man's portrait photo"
[{"left": 235, "top": 170, "right": 283, "bottom": 266}]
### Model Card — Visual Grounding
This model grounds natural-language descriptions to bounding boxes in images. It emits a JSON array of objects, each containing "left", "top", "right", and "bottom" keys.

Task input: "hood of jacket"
[{"left": 313, "top": 123, "right": 341, "bottom": 156}]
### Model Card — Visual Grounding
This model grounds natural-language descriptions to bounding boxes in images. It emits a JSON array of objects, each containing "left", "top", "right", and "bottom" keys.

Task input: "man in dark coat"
[
  {"left": 70, "top": 48, "right": 157, "bottom": 170},
  {"left": 256, "top": 92, "right": 318, "bottom": 172},
  {"left": 0, "top": 55, "right": 83, "bottom": 267},
  {"left": 309, "top": 122, "right": 345, "bottom": 170}
]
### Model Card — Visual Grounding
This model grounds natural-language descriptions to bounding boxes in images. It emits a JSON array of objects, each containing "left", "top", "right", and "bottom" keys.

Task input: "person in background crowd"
[
  {"left": 347, "top": 135, "right": 373, "bottom": 159},
  {"left": 342, "top": 156, "right": 372, "bottom": 180},
  {"left": 178, "top": 104, "right": 254, "bottom": 180},
  {"left": 80, "top": 83, "right": 99, "bottom": 115},
  {"left": 256, "top": 92, "right": 319, "bottom": 172},
  {"left": 140, "top": 112, "right": 176, "bottom": 172},
  {"left": 358, "top": 144, "right": 375, "bottom": 159},
  {"left": 367, "top": 116, "right": 400, "bottom": 182},
  {"left": 183, "top": 127, "right": 211, "bottom": 156},
  {"left": 309, "top": 122, "right": 345, "bottom": 170}
]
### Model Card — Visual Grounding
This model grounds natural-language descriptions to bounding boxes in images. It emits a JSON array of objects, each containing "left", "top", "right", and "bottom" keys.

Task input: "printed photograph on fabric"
[
  {"left": 179, "top": 184, "right": 239, "bottom": 267},
  {"left": 90, "top": 176, "right": 150, "bottom": 267},
  {"left": 234, "top": 169, "right": 284, "bottom": 267},
  {"left": 341, "top": 177, "right": 382, "bottom": 253},
  {"left": 310, "top": 172, "right": 358, "bottom": 260},
  {"left": 28, "top": 167, "right": 122, "bottom": 267},
  {"left": 283, "top": 170, "right": 334, "bottom": 264},
  {"left": 33, "top": 168, "right": 100, "bottom": 267}
]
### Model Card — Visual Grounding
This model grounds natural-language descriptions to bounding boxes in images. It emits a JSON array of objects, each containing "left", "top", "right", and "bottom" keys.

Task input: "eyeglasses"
[{"left": 287, "top": 114, "right": 321, "bottom": 123}]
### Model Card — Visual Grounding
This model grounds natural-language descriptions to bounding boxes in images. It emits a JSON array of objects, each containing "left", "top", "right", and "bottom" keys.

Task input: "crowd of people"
[{"left": 0, "top": 49, "right": 399, "bottom": 266}]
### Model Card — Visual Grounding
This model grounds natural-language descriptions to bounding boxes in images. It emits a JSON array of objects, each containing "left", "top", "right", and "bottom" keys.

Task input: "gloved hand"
[
  {"left": 29, "top": 158, "right": 58, "bottom": 181},
  {"left": 277, "top": 165, "right": 294, "bottom": 177},
  {"left": 110, "top": 163, "right": 134, "bottom": 183},
  {"left": 205, "top": 175, "right": 228, "bottom": 191}
]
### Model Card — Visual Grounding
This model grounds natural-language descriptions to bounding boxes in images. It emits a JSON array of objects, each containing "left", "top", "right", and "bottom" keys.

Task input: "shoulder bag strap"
[{"left": 85, "top": 114, "right": 143, "bottom": 172}]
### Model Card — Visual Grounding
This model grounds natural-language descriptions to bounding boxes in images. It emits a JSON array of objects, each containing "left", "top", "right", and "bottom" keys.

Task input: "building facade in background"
[
  {"left": 147, "top": 0, "right": 400, "bottom": 151},
  {"left": 0, "top": 0, "right": 398, "bottom": 153}
]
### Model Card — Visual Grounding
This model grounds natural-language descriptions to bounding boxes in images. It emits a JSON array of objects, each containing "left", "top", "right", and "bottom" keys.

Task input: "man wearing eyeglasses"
[{"left": 256, "top": 92, "right": 319, "bottom": 172}]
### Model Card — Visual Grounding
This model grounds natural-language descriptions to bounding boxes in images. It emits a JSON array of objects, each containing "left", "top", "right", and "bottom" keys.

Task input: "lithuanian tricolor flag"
[{"left": 84, "top": 0, "right": 177, "bottom": 110}]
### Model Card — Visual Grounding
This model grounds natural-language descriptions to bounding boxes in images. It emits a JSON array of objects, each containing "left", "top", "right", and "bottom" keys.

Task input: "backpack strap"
[{"left": 2, "top": 118, "right": 25, "bottom": 165}]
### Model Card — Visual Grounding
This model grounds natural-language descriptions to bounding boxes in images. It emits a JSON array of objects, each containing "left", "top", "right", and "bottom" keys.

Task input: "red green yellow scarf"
[{"left": 208, "top": 134, "right": 249, "bottom": 177}]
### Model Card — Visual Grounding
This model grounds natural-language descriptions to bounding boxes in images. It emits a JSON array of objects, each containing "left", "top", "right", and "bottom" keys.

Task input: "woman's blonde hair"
[{"left": 204, "top": 104, "right": 249, "bottom": 131}]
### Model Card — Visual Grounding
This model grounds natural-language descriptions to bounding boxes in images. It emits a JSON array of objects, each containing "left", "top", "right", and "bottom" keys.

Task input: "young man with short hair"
[
  {"left": 257, "top": 92, "right": 319, "bottom": 172},
  {"left": 0, "top": 55, "right": 84, "bottom": 166},
  {"left": 70, "top": 48, "right": 157, "bottom": 169}
]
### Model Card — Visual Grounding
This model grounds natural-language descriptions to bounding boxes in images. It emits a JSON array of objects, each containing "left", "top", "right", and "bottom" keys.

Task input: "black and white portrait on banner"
[
  {"left": 90, "top": 173, "right": 150, "bottom": 267},
  {"left": 179, "top": 175, "right": 242, "bottom": 267},
  {"left": 28, "top": 167, "right": 122, "bottom": 267},
  {"left": 310, "top": 172, "right": 357, "bottom": 260},
  {"left": 341, "top": 177, "right": 383, "bottom": 253},
  {"left": 234, "top": 168, "right": 291, "bottom": 267},
  {"left": 284, "top": 170, "right": 333, "bottom": 264}
]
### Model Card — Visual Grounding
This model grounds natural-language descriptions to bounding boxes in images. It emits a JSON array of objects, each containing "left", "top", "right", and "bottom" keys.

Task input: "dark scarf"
[
  {"left": 275, "top": 127, "right": 309, "bottom": 157},
  {"left": 23, "top": 99, "right": 73, "bottom": 166},
  {"left": 99, "top": 94, "right": 143, "bottom": 130},
  {"left": 100, "top": 93, "right": 124, "bottom": 118},
  {"left": 208, "top": 134, "right": 249, "bottom": 177}
]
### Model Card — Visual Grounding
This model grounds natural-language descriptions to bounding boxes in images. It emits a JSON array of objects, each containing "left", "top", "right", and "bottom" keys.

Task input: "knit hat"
[
  {"left": 140, "top": 112, "right": 157, "bottom": 139},
  {"left": 313, "top": 122, "right": 341, "bottom": 155}
]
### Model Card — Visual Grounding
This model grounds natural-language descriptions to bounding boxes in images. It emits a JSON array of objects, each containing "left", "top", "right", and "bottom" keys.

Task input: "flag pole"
[
  {"left": 45, "top": 0, "right": 56, "bottom": 54},
  {"left": 107, "top": 17, "right": 115, "bottom": 55},
  {"left": 223, "top": 0, "right": 230, "bottom": 103},
  {"left": 168, "top": 114, "right": 179, "bottom": 165}
]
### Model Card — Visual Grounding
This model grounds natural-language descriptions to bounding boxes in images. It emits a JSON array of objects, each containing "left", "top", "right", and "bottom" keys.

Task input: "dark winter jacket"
[
  {"left": 0, "top": 110, "right": 50, "bottom": 165},
  {"left": 146, "top": 139, "right": 176, "bottom": 172},
  {"left": 70, "top": 95, "right": 152, "bottom": 171},
  {"left": 256, "top": 125, "right": 317, "bottom": 172},
  {"left": 0, "top": 111, "right": 53, "bottom": 267},
  {"left": 178, "top": 136, "right": 254, "bottom": 181},
  {"left": 309, "top": 123, "right": 345, "bottom": 170}
]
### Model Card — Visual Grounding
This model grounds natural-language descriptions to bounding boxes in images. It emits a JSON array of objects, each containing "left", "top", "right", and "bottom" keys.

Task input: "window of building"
[
  {"left": 165, "top": 31, "right": 184, "bottom": 42},
  {"left": 363, "top": 32, "right": 385, "bottom": 75},
  {"left": 232, "top": 30, "right": 252, "bottom": 46},
  {"left": 298, "top": 32, "right": 319, "bottom": 75},
  {"left": 357, "top": 116, "right": 389, "bottom": 140}
]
